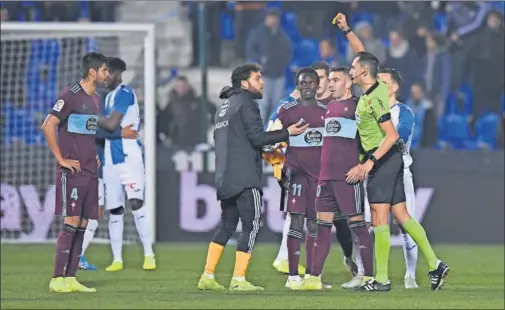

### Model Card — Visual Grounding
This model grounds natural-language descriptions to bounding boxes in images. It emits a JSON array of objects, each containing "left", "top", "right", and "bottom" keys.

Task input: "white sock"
[
  {"left": 108, "top": 213, "right": 124, "bottom": 262},
  {"left": 203, "top": 272, "right": 214, "bottom": 279},
  {"left": 288, "top": 275, "right": 302, "bottom": 281},
  {"left": 81, "top": 219, "right": 99, "bottom": 256},
  {"left": 233, "top": 276, "right": 245, "bottom": 281},
  {"left": 275, "top": 213, "right": 290, "bottom": 261},
  {"left": 354, "top": 242, "right": 365, "bottom": 276},
  {"left": 133, "top": 206, "right": 154, "bottom": 256},
  {"left": 402, "top": 233, "right": 418, "bottom": 278}
]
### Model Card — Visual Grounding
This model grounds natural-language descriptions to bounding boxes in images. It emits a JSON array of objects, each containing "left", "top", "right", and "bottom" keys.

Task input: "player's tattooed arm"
[{"left": 332, "top": 13, "right": 365, "bottom": 54}]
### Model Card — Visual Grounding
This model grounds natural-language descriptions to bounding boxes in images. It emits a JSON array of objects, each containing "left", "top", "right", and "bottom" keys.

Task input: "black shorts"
[{"left": 366, "top": 148, "right": 406, "bottom": 205}]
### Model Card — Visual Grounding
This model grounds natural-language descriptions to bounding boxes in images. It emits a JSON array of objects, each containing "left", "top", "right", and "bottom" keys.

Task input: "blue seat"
[
  {"left": 433, "top": 12, "right": 448, "bottom": 33},
  {"left": 476, "top": 113, "right": 500, "bottom": 149},
  {"left": 265, "top": 1, "right": 282, "bottom": 9},
  {"left": 281, "top": 11, "right": 300, "bottom": 43},
  {"left": 350, "top": 12, "right": 374, "bottom": 27},
  {"left": 438, "top": 114, "right": 476, "bottom": 149},
  {"left": 1, "top": 101, "right": 44, "bottom": 146},
  {"left": 445, "top": 90, "right": 473, "bottom": 117},
  {"left": 293, "top": 39, "right": 319, "bottom": 67},
  {"left": 220, "top": 11, "right": 234, "bottom": 40}
]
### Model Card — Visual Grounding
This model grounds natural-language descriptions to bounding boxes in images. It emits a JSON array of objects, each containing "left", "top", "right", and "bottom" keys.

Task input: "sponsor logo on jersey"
[
  {"left": 86, "top": 116, "right": 98, "bottom": 131},
  {"left": 303, "top": 129, "right": 323, "bottom": 145},
  {"left": 53, "top": 99, "right": 65, "bottom": 112},
  {"left": 325, "top": 119, "right": 342, "bottom": 134},
  {"left": 214, "top": 120, "right": 229, "bottom": 129}
]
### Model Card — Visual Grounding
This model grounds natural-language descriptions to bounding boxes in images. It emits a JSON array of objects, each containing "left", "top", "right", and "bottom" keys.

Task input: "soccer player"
[
  {"left": 78, "top": 94, "right": 139, "bottom": 271},
  {"left": 98, "top": 57, "right": 156, "bottom": 272},
  {"left": 268, "top": 89, "right": 307, "bottom": 276},
  {"left": 300, "top": 67, "right": 374, "bottom": 291},
  {"left": 361, "top": 67, "right": 419, "bottom": 289},
  {"left": 346, "top": 51, "right": 449, "bottom": 291},
  {"left": 197, "top": 64, "right": 307, "bottom": 291},
  {"left": 311, "top": 60, "right": 358, "bottom": 278},
  {"left": 275, "top": 68, "right": 327, "bottom": 289},
  {"left": 42, "top": 52, "right": 109, "bottom": 293}
]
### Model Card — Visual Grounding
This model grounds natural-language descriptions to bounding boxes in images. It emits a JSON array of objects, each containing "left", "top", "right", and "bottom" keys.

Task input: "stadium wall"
[{"left": 1, "top": 147, "right": 503, "bottom": 244}]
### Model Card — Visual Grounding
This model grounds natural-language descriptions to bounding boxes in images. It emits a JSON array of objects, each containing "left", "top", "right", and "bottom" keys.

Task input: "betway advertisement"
[{"left": 1, "top": 147, "right": 503, "bottom": 244}]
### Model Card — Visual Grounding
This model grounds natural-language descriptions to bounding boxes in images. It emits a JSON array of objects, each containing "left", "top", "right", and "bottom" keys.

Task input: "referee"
[{"left": 198, "top": 64, "right": 308, "bottom": 292}]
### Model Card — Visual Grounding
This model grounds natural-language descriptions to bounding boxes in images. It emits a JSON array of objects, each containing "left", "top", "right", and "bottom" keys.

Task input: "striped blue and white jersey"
[
  {"left": 103, "top": 83, "right": 143, "bottom": 166},
  {"left": 390, "top": 101, "right": 415, "bottom": 168}
]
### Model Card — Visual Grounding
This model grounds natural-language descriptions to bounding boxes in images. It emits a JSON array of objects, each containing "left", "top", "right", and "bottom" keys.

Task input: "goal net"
[{"left": 0, "top": 22, "right": 157, "bottom": 244}]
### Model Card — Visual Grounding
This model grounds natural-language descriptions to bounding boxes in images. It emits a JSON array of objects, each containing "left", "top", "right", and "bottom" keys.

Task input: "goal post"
[{"left": 0, "top": 22, "right": 157, "bottom": 243}]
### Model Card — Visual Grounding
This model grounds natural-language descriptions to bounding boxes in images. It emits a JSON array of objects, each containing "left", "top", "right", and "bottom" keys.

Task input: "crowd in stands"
[
  {"left": 187, "top": 1, "right": 504, "bottom": 150},
  {"left": 1, "top": 1, "right": 503, "bottom": 151}
]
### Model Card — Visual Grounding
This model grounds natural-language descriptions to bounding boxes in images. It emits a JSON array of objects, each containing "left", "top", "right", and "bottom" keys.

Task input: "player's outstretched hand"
[
  {"left": 332, "top": 13, "right": 349, "bottom": 31},
  {"left": 58, "top": 158, "right": 81, "bottom": 174},
  {"left": 122, "top": 124, "right": 139, "bottom": 139},
  {"left": 287, "top": 120, "right": 309, "bottom": 136}
]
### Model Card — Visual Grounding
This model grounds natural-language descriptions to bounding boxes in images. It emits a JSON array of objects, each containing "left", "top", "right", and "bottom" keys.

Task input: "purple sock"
[
  {"left": 350, "top": 221, "right": 374, "bottom": 277},
  {"left": 66, "top": 227, "right": 85, "bottom": 277},
  {"left": 311, "top": 220, "right": 332, "bottom": 277},
  {"left": 53, "top": 224, "right": 76, "bottom": 278},
  {"left": 287, "top": 229, "right": 303, "bottom": 276},
  {"left": 305, "top": 233, "right": 315, "bottom": 275}
]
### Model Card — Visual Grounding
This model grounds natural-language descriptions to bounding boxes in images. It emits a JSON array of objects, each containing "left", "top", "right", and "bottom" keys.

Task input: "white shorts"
[
  {"left": 98, "top": 178, "right": 105, "bottom": 206},
  {"left": 364, "top": 167, "right": 416, "bottom": 223},
  {"left": 103, "top": 159, "right": 145, "bottom": 211}
]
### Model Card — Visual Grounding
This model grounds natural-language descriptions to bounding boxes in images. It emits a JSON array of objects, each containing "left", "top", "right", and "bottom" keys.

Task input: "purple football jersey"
[
  {"left": 278, "top": 100, "right": 326, "bottom": 180},
  {"left": 49, "top": 83, "right": 99, "bottom": 178},
  {"left": 319, "top": 98, "right": 360, "bottom": 181}
]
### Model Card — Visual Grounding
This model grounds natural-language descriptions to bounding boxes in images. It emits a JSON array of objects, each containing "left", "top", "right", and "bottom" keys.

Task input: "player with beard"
[
  {"left": 300, "top": 67, "right": 374, "bottom": 290},
  {"left": 275, "top": 68, "right": 327, "bottom": 289},
  {"left": 42, "top": 52, "right": 109, "bottom": 293},
  {"left": 311, "top": 60, "right": 358, "bottom": 278},
  {"left": 198, "top": 64, "right": 308, "bottom": 291}
]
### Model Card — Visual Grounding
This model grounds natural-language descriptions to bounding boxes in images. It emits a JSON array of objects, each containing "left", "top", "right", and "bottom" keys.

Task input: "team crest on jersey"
[
  {"left": 325, "top": 119, "right": 342, "bottom": 134},
  {"left": 304, "top": 129, "right": 323, "bottom": 145},
  {"left": 218, "top": 100, "right": 230, "bottom": 117},
  {"left": 53, "top": 99, "right": 64, "bottom": 112}
]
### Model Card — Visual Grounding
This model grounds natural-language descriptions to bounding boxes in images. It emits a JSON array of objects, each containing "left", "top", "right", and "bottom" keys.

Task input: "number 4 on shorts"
[{"left": 70, "top": 188, "right": 79, "bottom": 201}]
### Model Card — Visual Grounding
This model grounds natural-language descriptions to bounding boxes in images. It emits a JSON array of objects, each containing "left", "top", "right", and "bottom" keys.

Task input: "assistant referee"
[{"left": 197, "top": 63, "right": 308, "bottom": 292}]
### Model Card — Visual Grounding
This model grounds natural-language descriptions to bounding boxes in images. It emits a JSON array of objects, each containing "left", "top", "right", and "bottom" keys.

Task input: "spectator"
[
  {"left": 233, "top": 1, "right": 265, "bottom": 61},
  {"left": 385, "top": 29, "right": 422, "bottom": 101},
  {"left": 397, "top": 1, "right": 434, "bottom": 57},
  {"left": 468, "top": 10, "right": 504, "bottom": 119},
  {"left": 319, "top": 39, "right": 347, "bottom": 68},
  {"left": 246, "top": 8, "right": 292, "bottom": 122},
  {"left": 157, "top": 76, "right": 216, "bottom": 148},
  {"left": 346, "top": 21, "right": 386, "bottom": 65},
  {"left": 406, "top": 82, "right": 437, "bottom": 148},
  {"left": 422, "top": 33, "right": 451, "bottom": 117}
]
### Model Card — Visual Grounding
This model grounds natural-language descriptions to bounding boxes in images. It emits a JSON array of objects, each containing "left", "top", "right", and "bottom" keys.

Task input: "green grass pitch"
[{"left": 1, "top": 243, "right": 503, "bottom": 309}]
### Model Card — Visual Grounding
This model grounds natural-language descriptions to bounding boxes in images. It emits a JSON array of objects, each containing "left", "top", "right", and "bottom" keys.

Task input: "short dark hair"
[
  {"left": 330, "top": 66, "right": 350, "bottom": 74},
  {"left": 379, "top": 67, "right": 403, "bottom": 87},
  {"left": 355, "top": 52, "right": 379, "bottom": 78},
  {"left": 295, "top": 67, "right": 319, "bottom": 85},
  {"left": 81, "top": 52, "right": 108, "bottom": 78},
  {"left": 231, "top": 63, "right": 262, "bottom": 88},
  {"left": 107, "top": 57, "right": 127, "bottom": 73},
  {"left": 310, "top": 61, "right": 330, "bottom": 77}
]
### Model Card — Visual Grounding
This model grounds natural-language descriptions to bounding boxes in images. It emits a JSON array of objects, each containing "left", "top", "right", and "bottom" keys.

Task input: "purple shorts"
[
  {"left": 315, "top": 180, "right": 364, "bottom": 217},
  {"left": 55, "top": 172, "right": 98, "bottom": 219},
  {"left": 286, "top": 172, "right": 317, "bottom": 220}
]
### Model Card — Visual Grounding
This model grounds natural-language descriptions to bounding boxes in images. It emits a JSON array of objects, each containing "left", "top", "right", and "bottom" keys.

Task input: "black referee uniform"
[{"left": 212, "top": 86, "right": 289, "bottom": 253}]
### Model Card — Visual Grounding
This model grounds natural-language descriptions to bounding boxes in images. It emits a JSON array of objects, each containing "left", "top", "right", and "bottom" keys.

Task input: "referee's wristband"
[
  {"left": 369, "top": 154, "right": 378, "bottom": 164},
  {"left": 343, "top": 28, "right": 352, "bottom": 35}
]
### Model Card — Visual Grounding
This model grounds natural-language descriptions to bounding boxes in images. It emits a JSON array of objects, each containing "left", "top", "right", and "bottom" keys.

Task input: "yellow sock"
[
  {"left": 233, "top": 251, "right": 252, "bottom": 278},
  {"left": 204, "top": 242, "right": 224, "bottom": 275}
]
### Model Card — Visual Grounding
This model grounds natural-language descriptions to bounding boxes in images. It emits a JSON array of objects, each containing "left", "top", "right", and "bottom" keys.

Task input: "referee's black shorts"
[{"left": 366, "top": 146, "right": 406, "bottom": 205}]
